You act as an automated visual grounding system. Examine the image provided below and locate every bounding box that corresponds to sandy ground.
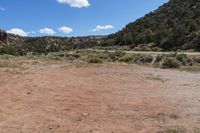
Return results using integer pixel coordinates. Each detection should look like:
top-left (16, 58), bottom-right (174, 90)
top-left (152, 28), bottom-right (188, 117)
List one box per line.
top-left (0, 60), bottom-right (200, 133)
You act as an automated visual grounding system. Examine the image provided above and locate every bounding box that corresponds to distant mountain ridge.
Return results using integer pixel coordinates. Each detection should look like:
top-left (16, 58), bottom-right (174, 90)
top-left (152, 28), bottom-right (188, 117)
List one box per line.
top-left (103, 0), bottom-right (200, 51)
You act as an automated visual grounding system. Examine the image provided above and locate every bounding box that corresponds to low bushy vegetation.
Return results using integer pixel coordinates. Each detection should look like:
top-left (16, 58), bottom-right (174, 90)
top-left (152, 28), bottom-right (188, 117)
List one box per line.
top-left (88, 57), bottom-right (103, 64)
top-left (162, 57), bottom-right (181, 69)
top-left (1, 50), bottom-right (200, 71)
top-left (133, 54), bottom-right (153, 64)
top-left (0, 59), bottom-right (18, 68)
top-left (119, 54), bottom-right (134, 63)
top-left (175, 54), bottom-right (193, 66)
top-left (155, 54), bottom-right (165, 63)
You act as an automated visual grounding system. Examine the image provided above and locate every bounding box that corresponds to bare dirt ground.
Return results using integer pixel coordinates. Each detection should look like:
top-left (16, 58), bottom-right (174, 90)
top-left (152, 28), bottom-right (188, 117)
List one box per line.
top-left (0, 59), bottom-right (200, 133)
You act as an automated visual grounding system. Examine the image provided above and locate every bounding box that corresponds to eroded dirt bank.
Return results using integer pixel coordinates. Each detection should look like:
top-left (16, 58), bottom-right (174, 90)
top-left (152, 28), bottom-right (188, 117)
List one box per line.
top-left (0, 61), bottom-right (200, 133)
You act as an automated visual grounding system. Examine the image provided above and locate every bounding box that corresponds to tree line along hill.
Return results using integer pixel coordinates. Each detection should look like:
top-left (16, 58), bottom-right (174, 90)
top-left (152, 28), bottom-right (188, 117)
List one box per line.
top-left (0, 29), bottom-right (103, 55)
top-left (102, 0), bottom-right (200, 52)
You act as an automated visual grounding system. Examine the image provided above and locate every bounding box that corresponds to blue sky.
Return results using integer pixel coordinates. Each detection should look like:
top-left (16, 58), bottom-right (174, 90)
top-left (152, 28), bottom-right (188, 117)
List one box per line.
top-left (0, 0), bottom-right (168, 37)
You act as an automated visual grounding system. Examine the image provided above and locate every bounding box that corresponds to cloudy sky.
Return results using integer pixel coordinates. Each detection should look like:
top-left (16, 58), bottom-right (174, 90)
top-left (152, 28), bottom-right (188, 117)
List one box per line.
top-left (0, 0), bottom-right (168, 37)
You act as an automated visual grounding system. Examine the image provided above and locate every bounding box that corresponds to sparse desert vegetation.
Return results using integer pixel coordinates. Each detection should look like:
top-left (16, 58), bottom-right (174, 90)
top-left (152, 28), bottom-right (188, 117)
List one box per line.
top-left (1, 50), bottom-right (200, 72)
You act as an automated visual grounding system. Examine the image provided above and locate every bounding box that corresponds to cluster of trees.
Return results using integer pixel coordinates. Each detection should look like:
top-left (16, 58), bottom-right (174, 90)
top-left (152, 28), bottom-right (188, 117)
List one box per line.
top-left (102, 0), bottom-right (200, 51)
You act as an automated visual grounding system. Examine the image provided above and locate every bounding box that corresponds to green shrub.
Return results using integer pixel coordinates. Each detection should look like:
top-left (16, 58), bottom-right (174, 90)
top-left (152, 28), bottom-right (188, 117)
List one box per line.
top-left (119, 54), bottom-right (134, 63)
top-left (88, 57), bottom-right (103, 64)
top-left (106, 51), bottom-right (126, 62)
top-left (133, 54), bottom-right (153, 64)
top-left (115, 51), bottom-right (126, 57)
top-left (107, 52), bottom-right (117, 61)
top-left (101, 39), bottom-right (115, 46)
top-left (175, 54), bottom-right (188, 65)
top-left (152, 47), bottom-right (162, 52)
top-left (134, 44), bottom-right (152, 51)
top-left (162, 57), bottom-right (181, 69)
top-left (0, 46), bottom-right (18, 55)
top-left (96, 52), bottom-right (110, 61)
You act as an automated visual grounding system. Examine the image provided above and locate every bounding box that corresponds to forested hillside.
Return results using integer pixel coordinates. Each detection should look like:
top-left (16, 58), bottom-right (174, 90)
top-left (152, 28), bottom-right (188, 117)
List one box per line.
top-left (102, 0), bottom-right (200, 51)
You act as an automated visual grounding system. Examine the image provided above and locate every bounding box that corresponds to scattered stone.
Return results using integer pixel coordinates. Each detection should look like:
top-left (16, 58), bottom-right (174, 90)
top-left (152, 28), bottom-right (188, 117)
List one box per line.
top-left (82, 113), bottom-right (88, 116)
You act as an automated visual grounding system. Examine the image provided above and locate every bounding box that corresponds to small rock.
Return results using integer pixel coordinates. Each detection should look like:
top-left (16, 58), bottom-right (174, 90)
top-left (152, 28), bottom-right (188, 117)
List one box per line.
top-left (82, 113), bottom-right (88, 116)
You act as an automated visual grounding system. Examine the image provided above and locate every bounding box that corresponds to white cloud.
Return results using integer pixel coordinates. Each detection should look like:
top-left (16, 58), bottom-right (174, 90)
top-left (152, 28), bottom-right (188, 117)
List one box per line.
top-left (7, 28), bottom-right (28, 36)
top-left (27, 31), bottom-right (36, 34)
top-left (58, 26), bottom-right (73, 34)
top-left (57, 0), bottom-right (90, 8)
top-left (92, 25), bottom-right (114, 32)
top-left (39, 28), bottom-right (56, 35)
top-left (0, 7), bottom-right (5, 11)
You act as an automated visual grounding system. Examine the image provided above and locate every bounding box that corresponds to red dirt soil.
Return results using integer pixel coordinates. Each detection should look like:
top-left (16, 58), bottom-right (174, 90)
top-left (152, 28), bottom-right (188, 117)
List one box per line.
top-left (0, 62), bottom-right (200, 133)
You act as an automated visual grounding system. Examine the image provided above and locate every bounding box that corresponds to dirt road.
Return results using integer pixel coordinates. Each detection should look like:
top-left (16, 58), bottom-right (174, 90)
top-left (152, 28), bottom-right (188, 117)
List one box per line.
top-left (0, 61), bottom-right (200, 133)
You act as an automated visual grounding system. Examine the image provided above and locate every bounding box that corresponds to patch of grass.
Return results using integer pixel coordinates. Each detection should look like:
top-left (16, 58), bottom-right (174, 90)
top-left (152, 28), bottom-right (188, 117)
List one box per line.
top-left (65, 52), bottom-right (80, 59)
top-left (46, 54), bottom-right (63, 61)
top-left (48, 52), bottom-right (65, 57)
top-left (194, 128), bottom-right (200, 133)
top-left (158, 127), bottom-right (187, 133)
top-left (146, 75), bottom-right (167, 83)
top-left (0, 60), bottom-right (18, 68)
top-left (182, 84), bottom-right (190, 86)
top-left (180, 65), bottom-right (200, 73)
top-left (168, 113), bottom-right (179, 119)
top-left (0, 54), bottom-right (13, 60)
top-left (152, 112), bottom-right (179, 122)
